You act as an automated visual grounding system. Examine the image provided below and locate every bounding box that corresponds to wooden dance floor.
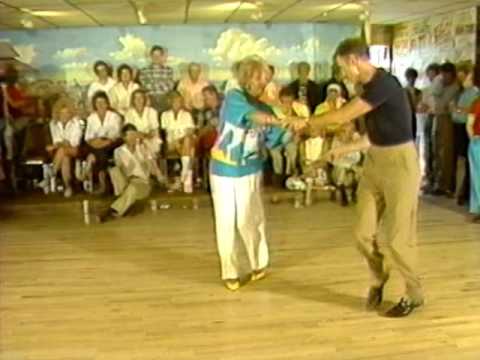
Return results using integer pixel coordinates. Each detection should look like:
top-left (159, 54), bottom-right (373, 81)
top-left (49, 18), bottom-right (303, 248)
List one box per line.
top-left (1, 194), bottom-right (479, 359)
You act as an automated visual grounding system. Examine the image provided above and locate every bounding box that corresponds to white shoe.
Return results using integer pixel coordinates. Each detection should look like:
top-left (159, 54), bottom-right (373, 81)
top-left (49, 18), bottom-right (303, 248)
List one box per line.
top-left (64, 187), bottom-right (73, 198)
top-left (75, 161), bottom-right (82, 181)
top-left (38, 179), bottom-right (50, 194)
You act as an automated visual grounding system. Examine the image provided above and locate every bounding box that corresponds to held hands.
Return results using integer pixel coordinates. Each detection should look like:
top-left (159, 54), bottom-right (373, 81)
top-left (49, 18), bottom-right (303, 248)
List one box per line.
top-left (282, 116), bottom-right (309, 133)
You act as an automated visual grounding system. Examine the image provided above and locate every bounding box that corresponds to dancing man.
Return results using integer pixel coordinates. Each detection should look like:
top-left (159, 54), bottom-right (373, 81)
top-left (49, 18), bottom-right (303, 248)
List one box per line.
top-left (297, 38), bottom-right (423, 317)
top-left (210, 56), bottom-right (293, 291)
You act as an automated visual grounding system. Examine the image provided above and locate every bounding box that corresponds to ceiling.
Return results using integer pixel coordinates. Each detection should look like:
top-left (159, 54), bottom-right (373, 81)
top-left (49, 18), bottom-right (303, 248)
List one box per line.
top-left (0, 0), bottom-right (478, 30)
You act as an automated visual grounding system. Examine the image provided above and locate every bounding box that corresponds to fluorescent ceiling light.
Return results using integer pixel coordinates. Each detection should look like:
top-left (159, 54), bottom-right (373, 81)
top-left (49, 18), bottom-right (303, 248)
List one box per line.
top-left (313, 3), bottom-right (363, 11)
top-left (137, 9), bottom-right (147, 24)
top-left (20, 8), bottom-right (68, 17)
top-left (210, 1), bottom-right (259, 11)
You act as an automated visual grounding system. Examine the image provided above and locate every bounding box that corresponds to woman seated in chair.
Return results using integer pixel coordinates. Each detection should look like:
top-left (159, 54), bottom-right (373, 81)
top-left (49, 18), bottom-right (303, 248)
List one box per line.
top-left (124, 89), bottom-right (164, 184)
top-left (161, 91), bottom-right (196, 193)
top-left (46, 97), bottom-right (83, 198)
top-left (83, 91), bottom-right (122, 195)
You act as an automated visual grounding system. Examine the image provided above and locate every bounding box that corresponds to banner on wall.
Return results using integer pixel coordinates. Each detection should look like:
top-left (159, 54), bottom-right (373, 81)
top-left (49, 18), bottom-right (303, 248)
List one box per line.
top-left (392, 7), bottom-right (477, 81)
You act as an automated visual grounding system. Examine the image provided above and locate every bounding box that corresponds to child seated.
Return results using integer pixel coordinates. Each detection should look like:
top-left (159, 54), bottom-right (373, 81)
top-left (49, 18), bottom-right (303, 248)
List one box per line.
top-left (270, 86), bottom-right (310, 186)
top-left (161, 91), bottom-right (196, 193)
top-left (98, 124), bottom-right (152, 223)
top-left (329, 122), bottom-right (363, 206)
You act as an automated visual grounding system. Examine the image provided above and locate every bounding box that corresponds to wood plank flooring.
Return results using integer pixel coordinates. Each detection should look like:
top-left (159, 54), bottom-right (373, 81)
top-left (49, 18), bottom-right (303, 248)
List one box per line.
top-left (0, 194), bottom-right (479, 359)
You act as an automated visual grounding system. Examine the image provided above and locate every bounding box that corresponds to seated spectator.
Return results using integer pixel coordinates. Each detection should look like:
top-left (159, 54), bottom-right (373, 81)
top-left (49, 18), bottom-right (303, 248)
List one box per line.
top-left (83, 91), bottom-right (122, 195)
top-left (329, 122), bottom-right (363, 206)
top-left (260, 65), bottom-right (281, 106)
top-left (197, 85), bottom-right (222, 158)
top-left (97, 124), bottom-right (152, 223)
top-left (288, 61), bottom-right (322, 114)
top-left (109, 64), bottom-right (139, 116)
top-left (451, 62), bottom-right (479, 206)
top-left (467, 85), bottom-right (480, 223)
top-left (270, 86), bottom-right (310, 187)
top-left (161, 91), bottom-right (196, 193)
top-left (177, 62), bottom-right (209, 122)
top-left (124, 89), bottom-right (164, 183)
top-left (87, 61), bottom-right (116, 103)
top-left (305, 83), bottom-right (347, 167)
top-left (314, 83), bottom-right (347, 115)
top-left (46, 98), bottom-right (83, 198)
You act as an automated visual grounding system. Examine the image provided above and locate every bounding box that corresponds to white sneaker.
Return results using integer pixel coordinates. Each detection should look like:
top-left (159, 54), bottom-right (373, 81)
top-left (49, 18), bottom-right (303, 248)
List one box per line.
top-left (64, 187), bottom-right (73, 198)
top-left (75, 161), bottom-right (83, 181)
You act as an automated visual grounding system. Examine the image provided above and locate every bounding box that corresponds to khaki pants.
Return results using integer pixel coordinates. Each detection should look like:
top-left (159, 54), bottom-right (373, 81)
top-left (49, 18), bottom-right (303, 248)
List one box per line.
top-left (354, 142), bottom-right (423, 303)
top-left (109, 167), bottom-right (152, 216)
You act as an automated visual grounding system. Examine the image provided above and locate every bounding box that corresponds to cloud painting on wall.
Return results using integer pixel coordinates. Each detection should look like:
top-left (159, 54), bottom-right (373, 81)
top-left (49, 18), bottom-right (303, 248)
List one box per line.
top-left (0, 23), bottom-right (359, 87)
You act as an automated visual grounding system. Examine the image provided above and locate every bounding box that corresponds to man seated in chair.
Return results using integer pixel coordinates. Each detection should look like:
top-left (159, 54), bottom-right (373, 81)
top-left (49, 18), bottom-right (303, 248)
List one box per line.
top-left (161, 91), bottom-right (196, 193)
top-left (97, 124), bottom-right (152, 223)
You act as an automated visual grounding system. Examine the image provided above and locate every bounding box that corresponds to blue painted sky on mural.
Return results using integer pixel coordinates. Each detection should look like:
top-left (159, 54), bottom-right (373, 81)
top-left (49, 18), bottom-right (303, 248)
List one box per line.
top-left (0, 23), bottom-right (359, 84)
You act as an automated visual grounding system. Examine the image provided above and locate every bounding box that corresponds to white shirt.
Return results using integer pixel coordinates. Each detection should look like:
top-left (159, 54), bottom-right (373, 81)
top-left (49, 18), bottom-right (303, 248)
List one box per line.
top-left (124, 106), bottom-right (159, 134)
top-left (85, 110), bottom-right (122, 142)
top-left (114, 143), bottom-right (151, 182)
top-left (87, 78), bottom-right (116, 101)
top-left (49, 117), bottom-right (83, 147)
top-left (161, 109), bottom-right (195, 143)
top-left (109, 82), bottom-right (140, 115)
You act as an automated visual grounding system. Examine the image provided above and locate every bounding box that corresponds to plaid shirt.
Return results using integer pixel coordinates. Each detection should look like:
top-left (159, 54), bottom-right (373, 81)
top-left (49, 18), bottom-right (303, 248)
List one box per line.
top-left (138, 64), bottom-right (175, 97)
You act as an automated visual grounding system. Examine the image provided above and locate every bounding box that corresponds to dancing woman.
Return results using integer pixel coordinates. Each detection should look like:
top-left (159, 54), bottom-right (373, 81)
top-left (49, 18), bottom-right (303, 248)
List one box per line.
top-left (210, 57), bottom-right (293, 291)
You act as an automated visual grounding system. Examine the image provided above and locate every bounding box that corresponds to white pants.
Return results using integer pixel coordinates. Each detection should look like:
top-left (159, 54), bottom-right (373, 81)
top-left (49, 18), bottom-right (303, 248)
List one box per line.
top-left (210, 172), bottom-right (269, 280)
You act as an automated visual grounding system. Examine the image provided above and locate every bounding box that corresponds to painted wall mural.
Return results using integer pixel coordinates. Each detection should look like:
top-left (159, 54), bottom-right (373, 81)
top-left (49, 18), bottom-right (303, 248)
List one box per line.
top-left (392, 7), bottom-right (477, 85)
top-left (0, 23), bottom-right (359, 89)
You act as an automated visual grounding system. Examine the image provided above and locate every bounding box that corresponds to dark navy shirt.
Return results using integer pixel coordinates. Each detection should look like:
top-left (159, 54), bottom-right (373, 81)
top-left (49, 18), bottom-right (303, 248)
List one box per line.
top-left (360, 69), bottom-right (414, 146)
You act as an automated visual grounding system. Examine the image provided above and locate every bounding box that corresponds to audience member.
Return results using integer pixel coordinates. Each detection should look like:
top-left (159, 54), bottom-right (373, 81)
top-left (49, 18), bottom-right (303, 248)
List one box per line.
top-left (124, 89), bottom-right (164, 183)
top-left (177, 62), bottom-right (209, 122)
top-left (98, 124), bottom-right (152, 223)
top-left (197, 85), bottom-right (222, 157)
top-left (87, 61), bottom-right (116, 102)
top-left (431, 62), bottom-right (461, 196)
top-left (288, 61), bottom-right (322, 114)
top-left (418, 63), bottom-right (440, 190)
top-left (161, 91), bottom-right (196, 193)
top-left (139, 46), bottom-right (175, 114)
top-left (451, 62), bottom-right (479, 205)
top-left (46, 98), bottom-right (83, 198)
top-left (467, 90), bottom-right (480, 223)
top-left (404, 67), bottom-right (422, 141)
top-left (83, 91), bottom-right (122, 195)
top-left (270, 86), bottom-right (309, 186)
top-left (260, 65), bottom-right (281, 106)
top-left (109, 64), bottom-right (140, 116)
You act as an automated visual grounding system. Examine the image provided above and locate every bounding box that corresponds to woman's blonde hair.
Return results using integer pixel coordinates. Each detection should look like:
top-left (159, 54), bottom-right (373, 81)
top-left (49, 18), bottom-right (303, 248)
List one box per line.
top-left (237, 56), bottom-right (269, 88)
top-left (52, 97), bottom-right (76, 121)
